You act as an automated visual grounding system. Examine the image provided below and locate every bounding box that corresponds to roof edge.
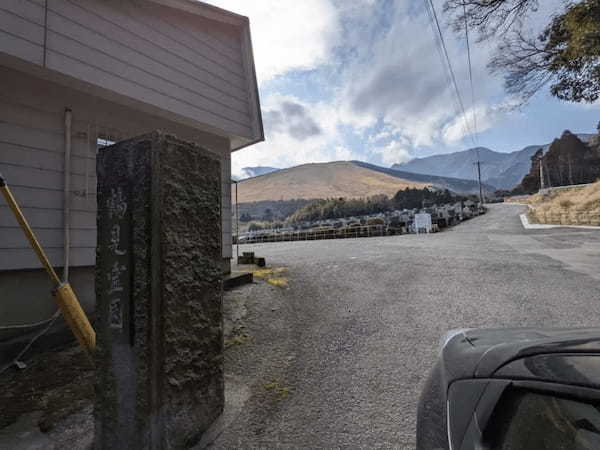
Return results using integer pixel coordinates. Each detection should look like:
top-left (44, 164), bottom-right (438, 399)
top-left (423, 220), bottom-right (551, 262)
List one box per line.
top-left (146, 0), bottom-right (249, 27)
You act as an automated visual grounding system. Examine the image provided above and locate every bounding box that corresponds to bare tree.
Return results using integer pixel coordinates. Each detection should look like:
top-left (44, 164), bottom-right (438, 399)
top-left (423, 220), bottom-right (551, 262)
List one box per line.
top-left (443, 0), bottom-right (539, 40)
top-left (488, 29), bottom-right (554, 102)
top-left (444, 0), bottom-right (600, 103)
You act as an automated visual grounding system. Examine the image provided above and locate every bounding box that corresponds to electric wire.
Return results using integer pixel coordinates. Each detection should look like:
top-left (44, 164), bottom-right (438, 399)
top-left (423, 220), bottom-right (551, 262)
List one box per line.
top-left (0, 310), bottom-right (61, 375)
top-left (0, 310), bottom-right (60, 330)
top-left (462, 0), bottom-right (478, 140)
top-left (425, 0), bottom-right (476, 146)
top-left (423, 0), bottom-right (469, 141)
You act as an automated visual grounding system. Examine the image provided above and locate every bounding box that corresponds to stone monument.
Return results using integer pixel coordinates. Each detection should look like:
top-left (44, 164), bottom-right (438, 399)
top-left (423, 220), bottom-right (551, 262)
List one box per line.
top-left (95, 131), bottom-right (224, 449)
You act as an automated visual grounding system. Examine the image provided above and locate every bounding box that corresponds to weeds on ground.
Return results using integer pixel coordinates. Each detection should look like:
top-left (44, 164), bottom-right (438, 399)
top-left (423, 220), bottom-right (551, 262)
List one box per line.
top-left (528, 180), bottom-right (600, 212)
top-left (263, 379), bottom-right (292, 399)
top-left (242, 267), bottom-right (289, 288)
top-left (224, 333), bottom-right (252, 349)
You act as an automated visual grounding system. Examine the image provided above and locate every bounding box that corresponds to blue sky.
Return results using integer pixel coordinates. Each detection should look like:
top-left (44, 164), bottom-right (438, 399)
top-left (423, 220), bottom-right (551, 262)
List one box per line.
top-left (206, 0), bottom-right (600, 178)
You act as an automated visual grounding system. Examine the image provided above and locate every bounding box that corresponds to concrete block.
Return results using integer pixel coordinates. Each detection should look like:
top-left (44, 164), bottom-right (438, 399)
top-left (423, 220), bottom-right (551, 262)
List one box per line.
top-left (255, 257), bottom-right (266, 268)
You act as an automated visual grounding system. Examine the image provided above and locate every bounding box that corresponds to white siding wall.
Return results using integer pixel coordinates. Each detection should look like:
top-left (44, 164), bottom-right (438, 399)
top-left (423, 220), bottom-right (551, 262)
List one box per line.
top-left (0, 67), bottom-right (232, 271)
top-left (0, 0), bottom-right (45, 66)
top-left (0, 0), bottom-right (255, 142)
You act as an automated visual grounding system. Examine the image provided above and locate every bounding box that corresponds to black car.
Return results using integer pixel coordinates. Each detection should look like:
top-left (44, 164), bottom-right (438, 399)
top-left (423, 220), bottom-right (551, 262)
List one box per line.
top-left (416, 328), bottom-right (600, 450)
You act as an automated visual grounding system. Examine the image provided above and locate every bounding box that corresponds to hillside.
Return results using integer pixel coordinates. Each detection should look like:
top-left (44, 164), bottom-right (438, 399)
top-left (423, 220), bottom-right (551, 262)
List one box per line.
top-left (391, 133), bottom-right (595, 190)
top-left (235, 166), bottom-right (279, 180)
top-left (526, 181), bottom-right (600, 212)
top-left (353, 161), bottom-right (495, 195)
top-left (524, 181), bottom-right (600, 226)
top-left (516, 131), bottom-right (600, 193)
top-left (392, 146), bottom-right (540, 190)
top-left (234, 161), bottom-right (430, 203)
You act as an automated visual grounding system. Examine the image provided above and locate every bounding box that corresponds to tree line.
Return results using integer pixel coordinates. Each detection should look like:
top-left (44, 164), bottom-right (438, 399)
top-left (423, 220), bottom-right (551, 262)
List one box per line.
top-left (286, 188), bottom-right (465, 224)
top-left (514, 130), bottom-right (600, 194)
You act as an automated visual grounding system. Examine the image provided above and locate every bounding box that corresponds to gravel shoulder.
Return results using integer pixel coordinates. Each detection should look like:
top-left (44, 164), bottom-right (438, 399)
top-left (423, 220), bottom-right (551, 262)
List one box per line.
top-left (2, 204), bottom-right (598, 449)
top-left (208, 203), bottom-right (600, 449)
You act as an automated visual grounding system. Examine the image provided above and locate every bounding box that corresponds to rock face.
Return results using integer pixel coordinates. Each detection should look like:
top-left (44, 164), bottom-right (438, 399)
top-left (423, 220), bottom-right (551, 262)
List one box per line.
top-left (95, 131), bottom-right (223, 449)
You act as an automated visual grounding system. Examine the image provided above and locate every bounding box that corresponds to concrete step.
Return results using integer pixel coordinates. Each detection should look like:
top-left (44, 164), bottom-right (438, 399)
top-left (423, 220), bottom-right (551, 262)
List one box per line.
top-left (223, 272), bottom-right (253, 291)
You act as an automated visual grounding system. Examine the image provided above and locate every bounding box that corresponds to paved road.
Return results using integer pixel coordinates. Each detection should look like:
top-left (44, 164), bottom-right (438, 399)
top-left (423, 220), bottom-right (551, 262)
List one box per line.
top-left (210, 204), bottom-right (600, 449)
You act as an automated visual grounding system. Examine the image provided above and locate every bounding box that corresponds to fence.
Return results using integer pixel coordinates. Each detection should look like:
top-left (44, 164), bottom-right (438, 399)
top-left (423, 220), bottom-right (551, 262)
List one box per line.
top-left (233, 222), bottom-right (455, 245)
top-left (529, 208), bottom-right (600, 226)
top-left (235, 225), bottom-right (404, 245)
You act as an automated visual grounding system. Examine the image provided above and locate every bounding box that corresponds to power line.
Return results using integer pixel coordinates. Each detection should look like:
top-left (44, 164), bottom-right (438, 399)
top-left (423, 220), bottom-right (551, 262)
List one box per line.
top-left (462, 0), bottom-right (478, 140)
top-left (424, 0), bottom-right (476, 146)
top-left (423, 0), bottom-right (469, 141)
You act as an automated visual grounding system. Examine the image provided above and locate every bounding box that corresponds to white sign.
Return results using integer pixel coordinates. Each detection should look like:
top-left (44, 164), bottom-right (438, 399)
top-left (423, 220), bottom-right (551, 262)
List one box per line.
top-left (414, 213), bottom-right (432, 234)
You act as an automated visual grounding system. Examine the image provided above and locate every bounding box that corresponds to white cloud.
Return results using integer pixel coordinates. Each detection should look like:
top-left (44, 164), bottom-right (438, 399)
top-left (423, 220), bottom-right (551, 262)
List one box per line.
top-left (231, 94), bottom-right (361, 178)
top-left (221, 0), bottom-right (590, 174)
top-left (442, 98), bottom-right (523, 144)
top-left (371, 139), bottom-right (411, 166)
top-left (338, 3), bottom-right (492, 148)
top-left (205, 0), bottom-right (342, 83)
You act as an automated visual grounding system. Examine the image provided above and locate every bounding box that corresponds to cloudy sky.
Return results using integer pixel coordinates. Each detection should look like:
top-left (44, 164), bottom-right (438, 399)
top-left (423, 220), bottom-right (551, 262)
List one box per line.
top-left (206, 0), bottom-right (599, 178)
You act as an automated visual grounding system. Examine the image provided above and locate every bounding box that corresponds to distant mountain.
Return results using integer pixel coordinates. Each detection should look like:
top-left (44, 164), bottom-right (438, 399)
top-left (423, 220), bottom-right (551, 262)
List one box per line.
top-left (234, 161), bottom-right (491, 204)
top-left (235, 166), bottom-right (279, 180)
top-left (391, 133), bottom-right (596, 190)
top-left (234, 161), bottom-right (430, 203)
top-left (353, 161), bottom-right (495, 195)
top-left (484, 145), bottom-right (542, 190)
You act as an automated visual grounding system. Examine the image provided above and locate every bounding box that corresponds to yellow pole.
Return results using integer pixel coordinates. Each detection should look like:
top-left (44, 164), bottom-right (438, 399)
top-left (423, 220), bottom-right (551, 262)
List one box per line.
top-left (0, 174), bottom-right (95, 354)
top-left (0, 178), bottom-right (61, 286)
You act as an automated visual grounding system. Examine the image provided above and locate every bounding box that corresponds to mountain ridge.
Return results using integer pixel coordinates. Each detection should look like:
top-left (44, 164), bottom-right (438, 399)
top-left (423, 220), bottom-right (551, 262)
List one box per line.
top-left (234, 166), bottom-right (279, 180)
top-left (234, 160), bottom-right (491, 204)
top-left (391, 133), bottom-right (595, 189)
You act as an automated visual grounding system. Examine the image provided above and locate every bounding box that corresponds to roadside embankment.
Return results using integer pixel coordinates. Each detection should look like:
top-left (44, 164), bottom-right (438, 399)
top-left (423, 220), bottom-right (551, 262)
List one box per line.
top-left (524, 181), bottom-right (600, 226)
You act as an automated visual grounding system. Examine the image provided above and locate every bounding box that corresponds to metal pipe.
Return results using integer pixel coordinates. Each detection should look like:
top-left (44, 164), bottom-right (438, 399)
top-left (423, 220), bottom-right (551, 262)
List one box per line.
top-left (63, 108), bottom-right (72, 282)
top-left (235, 179), bottom-right (239, 260)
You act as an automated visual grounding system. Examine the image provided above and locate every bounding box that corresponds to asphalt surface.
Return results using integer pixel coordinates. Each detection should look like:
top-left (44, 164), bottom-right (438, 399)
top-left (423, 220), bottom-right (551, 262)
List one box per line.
top-left (209, 204), bottom-right (600, 449)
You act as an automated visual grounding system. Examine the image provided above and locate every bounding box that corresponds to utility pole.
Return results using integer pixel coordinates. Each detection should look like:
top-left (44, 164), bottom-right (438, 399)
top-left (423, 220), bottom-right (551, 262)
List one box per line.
top-left (539, 154), bottom-right (545, 191)
top-left (473, 159), bottom-right (485, 205)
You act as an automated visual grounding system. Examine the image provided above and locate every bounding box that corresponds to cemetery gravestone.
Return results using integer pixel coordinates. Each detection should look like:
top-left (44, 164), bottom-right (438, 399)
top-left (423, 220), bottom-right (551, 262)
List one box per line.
top-left (95, 131), bottom-right (224, 449)
top-left (414, 213), bottom-right (432, 234)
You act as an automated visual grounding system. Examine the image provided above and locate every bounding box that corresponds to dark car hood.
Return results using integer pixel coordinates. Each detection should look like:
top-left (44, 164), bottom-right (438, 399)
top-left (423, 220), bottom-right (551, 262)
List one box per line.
top-left (441, 327), bottom-right (600, 382)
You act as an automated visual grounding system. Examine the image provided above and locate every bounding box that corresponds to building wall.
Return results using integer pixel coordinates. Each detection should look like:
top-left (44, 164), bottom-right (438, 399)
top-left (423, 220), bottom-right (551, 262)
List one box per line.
top-left (0, 65), bottom-right (234, 341)
top-left (0, 266), bottom-right (95, 342)
top-left (0, 0), bottom-right (256, 142)
top-left (0, 0), bottom-right (257, 344)
top-left (0, 65), bottom-right (232, 272)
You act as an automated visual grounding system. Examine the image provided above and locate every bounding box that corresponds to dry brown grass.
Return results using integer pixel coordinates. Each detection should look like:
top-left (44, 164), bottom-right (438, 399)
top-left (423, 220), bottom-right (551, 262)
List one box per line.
top-left (527, 181), bottom-right (600, 225)
top-left (234, 161), bottom-right (430, 203)
top-left (529, 181), bottom-right (600, 213)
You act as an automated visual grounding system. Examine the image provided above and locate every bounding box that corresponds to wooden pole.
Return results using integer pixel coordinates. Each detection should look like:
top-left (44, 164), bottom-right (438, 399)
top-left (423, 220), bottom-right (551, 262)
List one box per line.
top-left (0, 173), bottom-right (95, 354)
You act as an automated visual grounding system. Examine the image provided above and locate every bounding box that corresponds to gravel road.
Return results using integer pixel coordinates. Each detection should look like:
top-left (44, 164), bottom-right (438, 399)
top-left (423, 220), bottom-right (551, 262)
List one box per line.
top-left (207, 203), bottom-right (600, 449)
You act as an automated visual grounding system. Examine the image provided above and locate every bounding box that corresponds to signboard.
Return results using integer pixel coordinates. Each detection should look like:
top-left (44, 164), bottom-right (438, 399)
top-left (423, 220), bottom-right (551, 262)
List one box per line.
top-left (414, 213), bottom-right (432, 234)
